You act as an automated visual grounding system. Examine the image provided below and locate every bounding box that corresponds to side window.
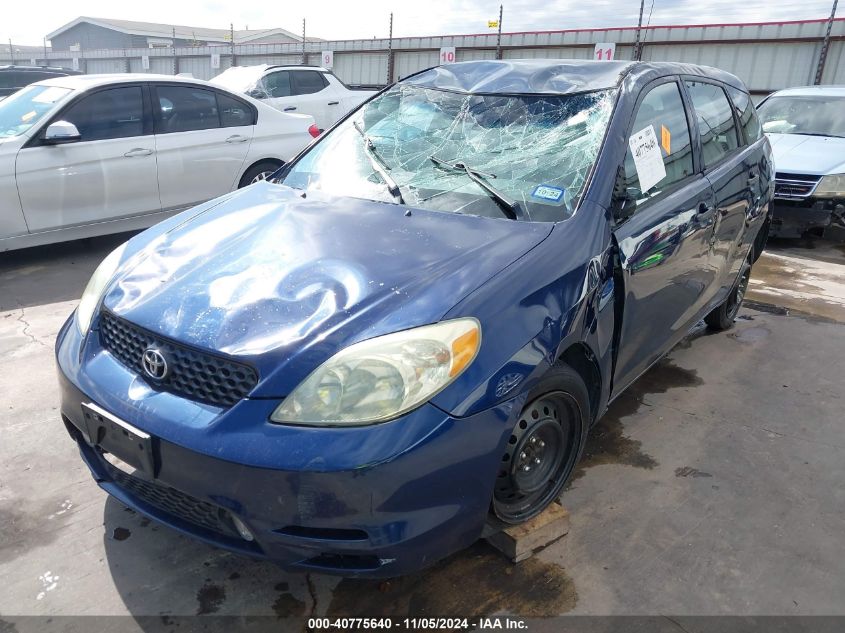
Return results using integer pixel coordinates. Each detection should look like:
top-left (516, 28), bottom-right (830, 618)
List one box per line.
top-left (726, 86), bottom-right (763, 144)
top-left (621, 81), bottom-right (694, 206)
top-left (156, 86), bottom-right (219, 133)
top-left (217, 92), bottom-right (254, 127)
top-left (685, 81), bottom-right (739, 166)
top-left (262, 71), bottom-right (291, 98)
top-left (61, 86), bottom-right (145, 141)
top-left (291, 71), bottom-right (328, 96)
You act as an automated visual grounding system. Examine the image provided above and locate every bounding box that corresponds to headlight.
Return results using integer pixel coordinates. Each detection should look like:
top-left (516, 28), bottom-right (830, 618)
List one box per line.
top-left (814, 173), bottom-right (845, 198)
top-left (271, 318), bottom-right (481, 426)
top-left (76, 243), bottom-right (127, 335)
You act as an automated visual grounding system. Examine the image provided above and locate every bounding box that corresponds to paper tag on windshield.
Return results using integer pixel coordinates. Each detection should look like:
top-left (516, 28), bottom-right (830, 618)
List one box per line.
top-left (628, 125), bottom-right (666, 194)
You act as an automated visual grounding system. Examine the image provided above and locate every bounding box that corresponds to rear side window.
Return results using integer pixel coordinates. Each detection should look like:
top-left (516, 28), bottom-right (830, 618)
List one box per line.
top-left (291, 71), bottom-right (328, 95)
top-left (622, 81), bottom-right (694, 204)
top-left (217, 92), bottom-right (254, 127)
top-left (262, 71), bottom-right (291, 98)
top-left (685, 81), bottom-right (739, 166)
top-left (61, 86), bottom-right (145, 141)
top-left (726, 86), bottom-right (763, 144)
top-left (156, 86), bottom-right (219, 133)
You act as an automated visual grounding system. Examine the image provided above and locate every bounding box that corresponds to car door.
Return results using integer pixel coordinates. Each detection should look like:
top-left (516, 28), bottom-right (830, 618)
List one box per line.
top-left (683, 79), bottom-right (749, 300)
top-left (15, 84), bottom-right (159, 233)
top-left (610, 77), bottom-right (718, 396)
top-left (153, 84), bottom-right (254, 211)
top-left (289, 70), bottom-right (334, 129)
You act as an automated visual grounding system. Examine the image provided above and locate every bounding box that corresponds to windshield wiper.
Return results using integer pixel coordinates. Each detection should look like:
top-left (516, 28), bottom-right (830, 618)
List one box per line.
top-left (352, 121), bottom-right (405, 204)
top-left (428, 155), bottom-right (524, 220)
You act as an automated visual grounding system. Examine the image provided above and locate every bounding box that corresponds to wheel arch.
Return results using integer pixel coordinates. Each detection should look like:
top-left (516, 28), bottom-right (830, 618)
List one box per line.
top-left (237, 157), bottom-right (285, 188)
top-left (556, 342), bottom-right (602, 424)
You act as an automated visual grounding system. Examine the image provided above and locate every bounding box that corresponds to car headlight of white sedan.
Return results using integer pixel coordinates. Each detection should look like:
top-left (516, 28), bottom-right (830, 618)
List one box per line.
top-left (814, 173), bottom-right (845, 198)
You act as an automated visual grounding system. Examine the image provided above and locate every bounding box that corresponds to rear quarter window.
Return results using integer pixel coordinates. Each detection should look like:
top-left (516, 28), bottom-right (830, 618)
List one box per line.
top-left (726, 86), bottom-right (763, 144)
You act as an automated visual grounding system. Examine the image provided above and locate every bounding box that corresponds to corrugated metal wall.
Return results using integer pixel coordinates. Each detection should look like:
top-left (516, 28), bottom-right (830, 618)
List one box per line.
top-left (4, 18), bottom-right (844, 94)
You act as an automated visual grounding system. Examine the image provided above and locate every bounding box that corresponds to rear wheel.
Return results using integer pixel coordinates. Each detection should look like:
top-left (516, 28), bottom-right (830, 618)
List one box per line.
top-left (493, 364), bottom-right (589, 524)
top-left (704, 256), bottom-right (752, 331)
top-left (238, 160), bottom-right (283, 188)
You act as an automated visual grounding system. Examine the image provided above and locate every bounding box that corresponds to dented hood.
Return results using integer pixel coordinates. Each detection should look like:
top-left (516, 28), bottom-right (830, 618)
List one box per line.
top-left (102, 183), bottom-right (552, 397)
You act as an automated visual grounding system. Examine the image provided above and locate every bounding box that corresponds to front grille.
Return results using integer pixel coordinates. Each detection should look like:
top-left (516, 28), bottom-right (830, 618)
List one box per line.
top-left (774, 172), bottom-right (822, 199)
top-left (103, 460), bottom-right (240, 540)
top-left (99, 310), bottom-right (258, 407)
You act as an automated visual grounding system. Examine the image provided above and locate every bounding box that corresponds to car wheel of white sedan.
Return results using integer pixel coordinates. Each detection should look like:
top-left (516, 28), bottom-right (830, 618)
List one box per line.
top-left (239, 160), bottom-right (283, 188)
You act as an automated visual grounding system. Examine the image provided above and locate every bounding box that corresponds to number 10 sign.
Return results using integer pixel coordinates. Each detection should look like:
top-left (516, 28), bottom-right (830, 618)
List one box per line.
top-left (594, 43), bottom-right (616, 61)
top-left (440, 47), bottom-right (456, 64)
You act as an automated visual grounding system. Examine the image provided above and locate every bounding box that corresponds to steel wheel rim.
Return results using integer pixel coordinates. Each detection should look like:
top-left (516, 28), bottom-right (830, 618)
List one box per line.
top-left (250, 170), bottom-right (274, 184)
top-left (493, 392), bottom-right (580, 523)
top-left (727, 264), bottom-right (751, 320)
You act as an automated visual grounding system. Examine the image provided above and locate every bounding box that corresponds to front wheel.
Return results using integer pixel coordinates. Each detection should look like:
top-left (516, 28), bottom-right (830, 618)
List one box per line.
top-left (704, 257), bottom-right (752, 331)
top-left (492, 364), bottom-right (589, 524)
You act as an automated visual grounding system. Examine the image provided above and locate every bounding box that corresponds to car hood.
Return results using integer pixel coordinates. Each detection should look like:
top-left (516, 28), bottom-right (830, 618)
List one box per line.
top-left (767, 133), bottom-right (845, 175)
top-left (102, 183), bottom-right (552, 397)
top-left (210, 65), bottom-right (268, 93)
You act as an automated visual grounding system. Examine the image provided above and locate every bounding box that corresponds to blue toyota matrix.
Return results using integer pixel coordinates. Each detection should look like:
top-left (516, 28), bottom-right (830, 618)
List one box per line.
top-left (56, 60), bottom-right (773, 576)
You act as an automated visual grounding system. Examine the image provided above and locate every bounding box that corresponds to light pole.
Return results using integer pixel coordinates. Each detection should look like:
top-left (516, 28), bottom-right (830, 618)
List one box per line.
top-left (495, 5), bottom-right (504, 60)
top-left (815, 0), bottom-right (839, 84)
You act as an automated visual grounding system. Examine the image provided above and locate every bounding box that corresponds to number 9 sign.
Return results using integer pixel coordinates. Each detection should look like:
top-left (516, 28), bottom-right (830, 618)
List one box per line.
top-left (594, 43), bottom-right (616, 61)
top-left (440, 47), bottom-right (456, 64)
top-left (322, 50), bottom-right (334, 69)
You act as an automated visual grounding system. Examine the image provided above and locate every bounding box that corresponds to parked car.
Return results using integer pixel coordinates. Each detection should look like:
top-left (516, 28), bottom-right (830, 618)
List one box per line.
top-left (0, 74), bottom-right (317, 251)
top-left (211, 64), bottom-right (372, 130)
top-left (0, 64), bottom-right (82, 100)
top-left (56, 60), bottom-right (771, 577)
top-left (757, 85), bottom-right (845, 238)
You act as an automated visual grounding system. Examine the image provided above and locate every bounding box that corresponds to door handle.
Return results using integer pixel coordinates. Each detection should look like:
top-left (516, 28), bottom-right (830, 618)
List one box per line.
top-left (328, 101), bottom-right (340, 105)
top-left (226, 135), bottom-right (248, 144)
top-left (283, 106), bottom-right (297, 112)
top-left (123, 148), bottom-right (153, 157)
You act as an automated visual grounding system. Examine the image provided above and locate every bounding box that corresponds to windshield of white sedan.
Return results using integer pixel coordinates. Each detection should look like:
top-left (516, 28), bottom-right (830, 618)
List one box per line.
top-left (281, 85), bottom-right (615, 221)
top-left (757, 95), bottom-right (845, 138)
top-left (0, 85), bottom-right (72, 138)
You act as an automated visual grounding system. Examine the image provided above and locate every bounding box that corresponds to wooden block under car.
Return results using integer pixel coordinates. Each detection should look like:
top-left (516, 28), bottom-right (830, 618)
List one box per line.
top-left (483, 502), bottom-right (570, 562)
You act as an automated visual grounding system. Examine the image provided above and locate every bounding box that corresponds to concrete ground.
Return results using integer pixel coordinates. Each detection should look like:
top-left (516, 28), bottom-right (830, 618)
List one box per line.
top-left (1, 234), bottom-right (844, 622)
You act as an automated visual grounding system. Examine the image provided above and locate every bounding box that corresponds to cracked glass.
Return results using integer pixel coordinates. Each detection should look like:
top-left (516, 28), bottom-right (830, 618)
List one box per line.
top-left (281, 85), bottom-right (615, 222)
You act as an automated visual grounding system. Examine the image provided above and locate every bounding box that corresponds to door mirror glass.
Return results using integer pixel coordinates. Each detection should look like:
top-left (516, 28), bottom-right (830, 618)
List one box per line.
top-left (43, 120), bottom-right (81, 144)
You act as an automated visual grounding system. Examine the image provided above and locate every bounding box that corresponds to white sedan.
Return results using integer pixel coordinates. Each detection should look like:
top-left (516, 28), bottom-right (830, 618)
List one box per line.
top-left (211, 65), bottom-right (373, 131)
top-left (0, 74), bottom-right (317, 251)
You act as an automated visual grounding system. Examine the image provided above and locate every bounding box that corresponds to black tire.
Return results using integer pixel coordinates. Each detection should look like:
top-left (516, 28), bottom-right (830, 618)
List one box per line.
top-left (704, 256), bottom-right (752, 331)
top-left (492, 364), bottom-right (589, 524)
top-left (238, 160), bottom-right (283, 188)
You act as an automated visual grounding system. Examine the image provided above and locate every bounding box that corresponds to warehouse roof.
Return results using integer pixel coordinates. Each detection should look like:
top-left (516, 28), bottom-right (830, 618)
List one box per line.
top-left (46, 17), bottom-right (323, 45)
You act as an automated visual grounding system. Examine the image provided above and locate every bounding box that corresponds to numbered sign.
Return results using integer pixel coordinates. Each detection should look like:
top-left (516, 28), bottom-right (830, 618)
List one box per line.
top-left (594, 43), bottom-right (616, 61)
top-left (440, 47), bottom-right (456, 65)
top-left (141, 55), bottom-right (150, 70)
top-left (72, 57), bottom-right (80, 71)
top-left (210, 53), bottom-right (221, 69)
top-left (322, 50), bottom-right (334, 69)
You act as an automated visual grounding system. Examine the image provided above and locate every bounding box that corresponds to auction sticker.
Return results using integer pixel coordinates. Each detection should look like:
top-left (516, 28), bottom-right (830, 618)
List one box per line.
top-left (628, 124), bottom-right (666, 193)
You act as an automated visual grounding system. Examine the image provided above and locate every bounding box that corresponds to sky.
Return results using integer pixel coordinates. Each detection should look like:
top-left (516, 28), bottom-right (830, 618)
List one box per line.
top-left (1, 0), bottom-right (839, 45)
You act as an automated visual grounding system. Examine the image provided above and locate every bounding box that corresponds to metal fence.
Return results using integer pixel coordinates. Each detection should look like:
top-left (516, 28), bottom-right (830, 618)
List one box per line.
top-left (3, 17), bottom-right (844, 95)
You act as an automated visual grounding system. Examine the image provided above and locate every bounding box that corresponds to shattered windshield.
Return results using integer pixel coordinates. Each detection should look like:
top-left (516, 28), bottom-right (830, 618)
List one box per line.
top-left (281, 85), bottom-right (615, 221)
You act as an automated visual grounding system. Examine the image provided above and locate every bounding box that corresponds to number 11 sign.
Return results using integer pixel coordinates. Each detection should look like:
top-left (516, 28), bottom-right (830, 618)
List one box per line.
top-left (594, 43), bottom-right (616, 61)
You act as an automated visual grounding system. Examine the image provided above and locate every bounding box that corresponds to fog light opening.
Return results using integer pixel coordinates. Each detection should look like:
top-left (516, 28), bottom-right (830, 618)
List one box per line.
top-left (231, 515), bottom-right (254, 542)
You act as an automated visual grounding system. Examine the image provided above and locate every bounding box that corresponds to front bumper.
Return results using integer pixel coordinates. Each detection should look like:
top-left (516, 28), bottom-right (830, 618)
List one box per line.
top-left (56, 316), bottom-right (517, 577)
top-left (770, 198), bottom-right (844, 238)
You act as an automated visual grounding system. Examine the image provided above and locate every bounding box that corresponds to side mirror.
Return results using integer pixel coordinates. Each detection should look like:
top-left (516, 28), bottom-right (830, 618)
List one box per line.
top-left (246, 89), bottom-right (266, 100)
top-left (43, 121), bottom-right (81, 144)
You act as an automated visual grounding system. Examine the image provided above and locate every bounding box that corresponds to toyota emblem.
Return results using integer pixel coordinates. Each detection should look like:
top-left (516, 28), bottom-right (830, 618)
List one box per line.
top-left (141, 347), bottom-right (168, 380)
